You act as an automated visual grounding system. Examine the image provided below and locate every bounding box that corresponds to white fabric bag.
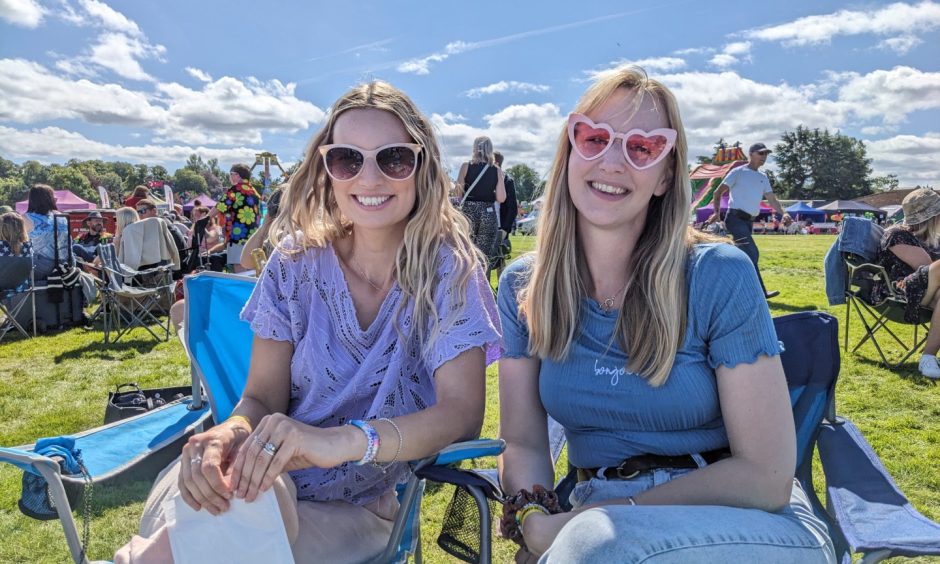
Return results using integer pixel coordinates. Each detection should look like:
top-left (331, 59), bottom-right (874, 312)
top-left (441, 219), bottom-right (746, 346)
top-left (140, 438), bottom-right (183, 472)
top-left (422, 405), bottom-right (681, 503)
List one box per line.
top-left (164, 489), bottom-right (295, 564)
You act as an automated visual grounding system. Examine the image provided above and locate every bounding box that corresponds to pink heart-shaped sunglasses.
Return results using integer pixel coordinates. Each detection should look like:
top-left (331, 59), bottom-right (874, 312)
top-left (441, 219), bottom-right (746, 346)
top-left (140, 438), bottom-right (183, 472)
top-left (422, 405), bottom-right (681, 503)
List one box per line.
top-left (567, 113), bottom-right (677, 170)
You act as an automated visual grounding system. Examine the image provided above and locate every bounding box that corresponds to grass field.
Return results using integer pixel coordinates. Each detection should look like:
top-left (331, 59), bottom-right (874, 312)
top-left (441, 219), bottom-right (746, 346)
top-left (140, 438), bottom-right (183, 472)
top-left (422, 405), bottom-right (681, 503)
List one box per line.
top-left (1, 234), bottom-right (938, 563)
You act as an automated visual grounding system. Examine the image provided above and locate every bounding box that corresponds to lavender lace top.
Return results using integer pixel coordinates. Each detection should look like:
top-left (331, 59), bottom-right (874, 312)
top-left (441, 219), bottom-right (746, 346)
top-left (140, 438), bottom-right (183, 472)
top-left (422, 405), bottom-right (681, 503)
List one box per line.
top-left (240, 239), bottom-right (501, 505)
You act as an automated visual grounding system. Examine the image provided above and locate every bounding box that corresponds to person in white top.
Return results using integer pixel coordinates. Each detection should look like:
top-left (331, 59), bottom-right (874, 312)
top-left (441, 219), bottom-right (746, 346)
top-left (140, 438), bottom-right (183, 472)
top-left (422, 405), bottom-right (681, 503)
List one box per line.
top-left (708, 143), bottom-right (790, 299)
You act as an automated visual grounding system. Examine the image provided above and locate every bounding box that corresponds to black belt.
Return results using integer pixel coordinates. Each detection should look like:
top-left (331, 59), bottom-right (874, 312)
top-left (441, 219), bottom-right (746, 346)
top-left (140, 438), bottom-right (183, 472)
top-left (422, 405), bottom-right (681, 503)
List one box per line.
top-left (726, 208), bottom-right (755, 221)
top-left (576, 448), bottom-right (731, 482)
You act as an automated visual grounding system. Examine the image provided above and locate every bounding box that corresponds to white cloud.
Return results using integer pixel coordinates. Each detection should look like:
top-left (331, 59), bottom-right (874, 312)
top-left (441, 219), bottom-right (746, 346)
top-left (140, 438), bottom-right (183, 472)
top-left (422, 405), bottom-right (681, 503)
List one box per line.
top-left (0, 125), bottom-right (260, 165)
top-left (185, 67), bottom-right (212, 82)
top-left (877, 34), bottom-right (923, 54)
top-left (584, 57), bottom-right (686, 81)
top-left (154, 76), bottom-right (325, 145)
top-left (708, 41), bottom-right (752, 68)
top-left (0, 58), bottom-right (164, 124)
top-left (432, 103), bottom-right (564, 175)
top-left (397, 41), bottom-right (469, 75)
top-left (465, 81), bottom-right (550, 98)
top-left (744, 1), bottom-right (940, 50)
top-left (866, 133), bottom-right (940, 185)
top-left (87, 32), bottom-right (166, 81)
top-left (673, 47), bottom-right (714, 56)
top-left (0, 0), bottom-right (44, 27)
top-left (829, 66), bottom-right (940, 124)
top-left (0, 59), bottom-right (326, 146)
top-left (77, 0), bottom-right (141, 36)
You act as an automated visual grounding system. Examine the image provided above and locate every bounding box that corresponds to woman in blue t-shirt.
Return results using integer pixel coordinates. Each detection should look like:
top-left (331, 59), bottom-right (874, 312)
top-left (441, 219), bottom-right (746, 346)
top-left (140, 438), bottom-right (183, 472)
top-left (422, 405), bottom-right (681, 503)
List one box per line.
top-left (496, 67), bottom-right (835, 563)
top-left (22, 184), bottom-right (71, 279)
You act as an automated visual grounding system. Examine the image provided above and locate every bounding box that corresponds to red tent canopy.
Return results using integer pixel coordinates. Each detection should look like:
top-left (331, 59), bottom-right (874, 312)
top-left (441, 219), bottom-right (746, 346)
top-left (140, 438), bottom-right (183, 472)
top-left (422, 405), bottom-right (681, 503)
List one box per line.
top-left (15, 189), bottom-right (97, 213)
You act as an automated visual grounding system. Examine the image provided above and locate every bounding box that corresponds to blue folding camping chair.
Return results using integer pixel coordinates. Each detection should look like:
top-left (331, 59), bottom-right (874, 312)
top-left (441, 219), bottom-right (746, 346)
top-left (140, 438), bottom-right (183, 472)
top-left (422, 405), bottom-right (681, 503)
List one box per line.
top-left (182, 271), bottom-right (505, 564)
top-left (0, 391), bottom-right (210, 563)
top-left (463, 311), bottom-right (940, 564)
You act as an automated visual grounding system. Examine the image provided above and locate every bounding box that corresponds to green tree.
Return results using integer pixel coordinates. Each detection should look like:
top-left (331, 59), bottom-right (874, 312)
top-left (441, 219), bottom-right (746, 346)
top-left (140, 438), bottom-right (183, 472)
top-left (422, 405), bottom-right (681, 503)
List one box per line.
top-left (505, 163), bottom-right (542, 203)
top-left (871, 173), bottom-right (900, 192)
top-left (21, 160), bottom-right (50, 188)
top-left (0, 156), bottom-right (18, 179)
top-left (773, 126), bottom-right (873, 200)
top-left (150, 165), bottom-right (170, 182)
top-left (0, 177), bottom-right (27, 208)
top-left (47, 165), bottom-right (95, 201)
top-left (172, 168), bottom-right (208, 195)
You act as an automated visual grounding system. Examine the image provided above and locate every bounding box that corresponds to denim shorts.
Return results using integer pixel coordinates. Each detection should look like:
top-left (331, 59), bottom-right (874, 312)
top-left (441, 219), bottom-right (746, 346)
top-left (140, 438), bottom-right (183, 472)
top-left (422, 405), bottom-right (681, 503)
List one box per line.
top-left (539, 468), bottom-right (836, 563)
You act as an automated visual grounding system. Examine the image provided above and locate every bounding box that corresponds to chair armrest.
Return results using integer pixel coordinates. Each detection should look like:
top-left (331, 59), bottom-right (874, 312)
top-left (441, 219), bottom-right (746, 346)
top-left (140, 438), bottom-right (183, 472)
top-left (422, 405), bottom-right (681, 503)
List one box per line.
top-left (431, 438), bottom-right (506, 466)
top-left (0, 446), bottom-right (59, 476)
top-left (817, 418), bottom-right (940, 559)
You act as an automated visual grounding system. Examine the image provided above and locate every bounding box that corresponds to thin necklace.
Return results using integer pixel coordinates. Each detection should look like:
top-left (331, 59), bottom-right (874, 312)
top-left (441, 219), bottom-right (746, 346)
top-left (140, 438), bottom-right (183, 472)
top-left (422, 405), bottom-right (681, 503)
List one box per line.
top-left (600, 281), bottom-right (630, 312)
top-left (348, 234), bottom-right (392, 292)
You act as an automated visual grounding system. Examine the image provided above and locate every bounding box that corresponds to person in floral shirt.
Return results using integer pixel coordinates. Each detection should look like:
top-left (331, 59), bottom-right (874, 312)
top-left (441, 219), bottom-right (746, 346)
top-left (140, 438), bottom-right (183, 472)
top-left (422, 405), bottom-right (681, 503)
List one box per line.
top-left (210, 163), bottom-right (260, 272)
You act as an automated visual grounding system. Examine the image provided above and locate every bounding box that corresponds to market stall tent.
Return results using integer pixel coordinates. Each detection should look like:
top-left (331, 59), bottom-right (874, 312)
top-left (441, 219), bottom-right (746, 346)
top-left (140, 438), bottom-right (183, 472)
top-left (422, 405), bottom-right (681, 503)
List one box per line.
top-left (15, 190), bottom-right (97, 213)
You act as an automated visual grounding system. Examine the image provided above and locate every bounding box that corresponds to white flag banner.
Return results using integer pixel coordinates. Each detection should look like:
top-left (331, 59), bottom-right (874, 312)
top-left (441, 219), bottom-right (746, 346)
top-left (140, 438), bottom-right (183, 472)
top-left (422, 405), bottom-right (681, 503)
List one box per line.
top-left (97, 186), bottom-right (111, 208)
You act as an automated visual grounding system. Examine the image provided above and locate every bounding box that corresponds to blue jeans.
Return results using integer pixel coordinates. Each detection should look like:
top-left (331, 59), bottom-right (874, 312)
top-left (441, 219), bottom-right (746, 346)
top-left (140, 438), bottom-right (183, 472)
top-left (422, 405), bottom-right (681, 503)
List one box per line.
top-left (725, 211), bottom-right (768, 295)
top-left (539, 468), bottom-right (835, 563)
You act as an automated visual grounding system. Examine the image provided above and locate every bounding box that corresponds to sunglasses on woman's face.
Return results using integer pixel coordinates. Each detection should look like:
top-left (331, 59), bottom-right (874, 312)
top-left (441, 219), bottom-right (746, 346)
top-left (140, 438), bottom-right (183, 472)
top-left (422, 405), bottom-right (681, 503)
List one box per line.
top-left (568, 113), bottom-right (677, 170)
top-left (318, 143), bottom-right (422, 182)
top-left (136, 206), bottom-right (153, 213)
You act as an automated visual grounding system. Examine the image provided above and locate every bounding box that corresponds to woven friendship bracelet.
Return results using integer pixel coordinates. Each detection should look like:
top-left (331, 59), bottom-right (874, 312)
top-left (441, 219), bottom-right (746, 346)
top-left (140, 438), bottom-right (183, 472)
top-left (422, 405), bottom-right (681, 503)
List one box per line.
top-left (349, 419), bottom-right (380, 465)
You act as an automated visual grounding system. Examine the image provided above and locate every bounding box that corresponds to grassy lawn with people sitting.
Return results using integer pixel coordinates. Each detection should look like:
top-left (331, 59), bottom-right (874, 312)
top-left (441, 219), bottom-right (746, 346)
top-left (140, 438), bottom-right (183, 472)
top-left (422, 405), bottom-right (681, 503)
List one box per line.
top-left (0, 234), bottom-right (938, 563)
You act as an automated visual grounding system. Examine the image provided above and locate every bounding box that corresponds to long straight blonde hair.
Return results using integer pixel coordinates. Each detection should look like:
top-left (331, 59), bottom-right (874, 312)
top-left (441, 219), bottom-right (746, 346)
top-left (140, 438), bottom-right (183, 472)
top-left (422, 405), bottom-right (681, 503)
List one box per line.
top-left (271, 81), bottom-right (483, 354)
top-left (521, 67), bottom-right (713, 387)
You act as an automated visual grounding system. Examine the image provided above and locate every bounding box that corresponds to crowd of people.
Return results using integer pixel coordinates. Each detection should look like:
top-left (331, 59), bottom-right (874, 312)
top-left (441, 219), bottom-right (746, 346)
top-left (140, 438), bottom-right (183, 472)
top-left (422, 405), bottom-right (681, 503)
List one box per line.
top-left (7, 66), bottom-right (938, 562)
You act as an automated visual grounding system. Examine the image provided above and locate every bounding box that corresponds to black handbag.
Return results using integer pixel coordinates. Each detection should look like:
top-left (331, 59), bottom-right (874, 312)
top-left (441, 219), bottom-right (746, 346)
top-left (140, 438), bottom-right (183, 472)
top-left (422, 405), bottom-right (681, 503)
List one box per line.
top-left (104, 383), bottom-right (190, 424)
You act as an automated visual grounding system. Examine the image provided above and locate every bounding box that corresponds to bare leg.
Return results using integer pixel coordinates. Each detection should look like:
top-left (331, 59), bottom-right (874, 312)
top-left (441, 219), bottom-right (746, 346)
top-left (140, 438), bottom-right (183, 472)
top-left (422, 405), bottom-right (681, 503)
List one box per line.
top-left (918, 261), bottom-right (940, 356)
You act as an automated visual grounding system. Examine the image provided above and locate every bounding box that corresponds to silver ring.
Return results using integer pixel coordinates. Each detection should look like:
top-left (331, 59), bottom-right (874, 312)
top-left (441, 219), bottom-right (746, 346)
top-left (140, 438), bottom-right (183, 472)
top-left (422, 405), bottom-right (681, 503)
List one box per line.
top-left (252, 435), bottom-right (266, 448)
top-left (262, 442), bottom-right (277, 456)
top-left (190, 455), bottom-right (202, 466)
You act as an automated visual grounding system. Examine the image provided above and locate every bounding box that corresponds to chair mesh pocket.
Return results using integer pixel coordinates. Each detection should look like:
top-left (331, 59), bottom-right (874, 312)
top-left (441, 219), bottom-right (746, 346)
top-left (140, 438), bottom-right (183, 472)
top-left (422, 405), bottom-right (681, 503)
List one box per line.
top-left (437, 484), bottom-right (500, 564)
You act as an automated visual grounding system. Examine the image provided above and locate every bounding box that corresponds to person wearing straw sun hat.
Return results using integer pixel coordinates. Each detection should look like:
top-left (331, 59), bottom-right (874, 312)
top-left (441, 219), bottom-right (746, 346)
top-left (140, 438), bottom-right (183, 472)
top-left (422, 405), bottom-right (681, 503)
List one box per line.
top-left (875, 188), bottom-right (940, 378)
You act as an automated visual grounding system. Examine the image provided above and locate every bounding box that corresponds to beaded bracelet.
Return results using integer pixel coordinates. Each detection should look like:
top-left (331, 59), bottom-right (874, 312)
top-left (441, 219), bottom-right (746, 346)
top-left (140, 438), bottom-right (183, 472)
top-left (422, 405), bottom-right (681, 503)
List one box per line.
top-left (349, 420), bottom-right (380, 465)
top-left (516, 503), bottom-right (550, 535)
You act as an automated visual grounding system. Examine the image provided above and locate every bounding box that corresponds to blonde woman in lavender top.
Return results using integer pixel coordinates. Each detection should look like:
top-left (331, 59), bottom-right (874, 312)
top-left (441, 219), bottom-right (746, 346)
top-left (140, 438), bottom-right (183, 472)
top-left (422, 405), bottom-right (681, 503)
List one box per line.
top-left (115, 81), bottom-right (501, 563)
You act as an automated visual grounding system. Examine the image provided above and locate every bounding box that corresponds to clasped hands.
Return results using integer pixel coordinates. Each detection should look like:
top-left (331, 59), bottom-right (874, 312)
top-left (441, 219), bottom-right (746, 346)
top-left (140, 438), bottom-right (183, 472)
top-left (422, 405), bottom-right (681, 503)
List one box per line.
top-left (178, 413), bottom-right (360, 515)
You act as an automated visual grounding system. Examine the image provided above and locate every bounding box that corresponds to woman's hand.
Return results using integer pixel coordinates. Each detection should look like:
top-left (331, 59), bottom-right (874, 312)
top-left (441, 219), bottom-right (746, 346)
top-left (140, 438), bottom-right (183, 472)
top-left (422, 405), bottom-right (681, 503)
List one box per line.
top-left (230, 413), bottom-right (364, 502)
top-left (178, 422), bottom-right (250, 515)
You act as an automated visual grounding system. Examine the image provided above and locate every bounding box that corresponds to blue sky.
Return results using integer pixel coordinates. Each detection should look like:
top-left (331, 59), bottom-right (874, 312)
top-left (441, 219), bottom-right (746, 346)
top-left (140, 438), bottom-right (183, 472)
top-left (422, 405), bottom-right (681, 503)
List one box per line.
top-left (0, 0), bottom-right (938, 186)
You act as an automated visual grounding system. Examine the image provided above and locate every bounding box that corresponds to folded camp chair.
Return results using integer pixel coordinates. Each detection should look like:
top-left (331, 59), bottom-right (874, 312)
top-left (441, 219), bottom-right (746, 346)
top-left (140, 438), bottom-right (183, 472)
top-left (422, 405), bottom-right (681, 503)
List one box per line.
top-left (182, 271), bottom-right (505, 564)
top-left (844, 255), bottom-right (933, 368)
top-left (96, 243), bottom-right (173, 343)
top-left (0, 394), bottom-right (211, 563)
top-left (0, 255), bottom-right (36, 341)
top-left (464, 312), bottom-right (940, 563)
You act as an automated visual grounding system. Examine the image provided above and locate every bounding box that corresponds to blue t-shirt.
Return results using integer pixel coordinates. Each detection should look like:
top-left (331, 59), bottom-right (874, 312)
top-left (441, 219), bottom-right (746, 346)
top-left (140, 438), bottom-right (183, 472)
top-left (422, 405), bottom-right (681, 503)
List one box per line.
top-left (497, 243), bottom-right (782, 468)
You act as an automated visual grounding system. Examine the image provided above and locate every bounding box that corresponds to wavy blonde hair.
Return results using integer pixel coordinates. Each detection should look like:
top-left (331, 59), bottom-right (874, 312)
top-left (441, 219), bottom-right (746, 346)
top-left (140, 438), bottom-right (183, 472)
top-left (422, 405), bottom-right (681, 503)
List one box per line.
top-left (272, 80), bottom-right (483, 353)
top-left (521, 67), bottom-right (716, 387)
top-left (470, 136), bottom-right (495, 165)
top-left (115, 207), bottom-right (139, 234)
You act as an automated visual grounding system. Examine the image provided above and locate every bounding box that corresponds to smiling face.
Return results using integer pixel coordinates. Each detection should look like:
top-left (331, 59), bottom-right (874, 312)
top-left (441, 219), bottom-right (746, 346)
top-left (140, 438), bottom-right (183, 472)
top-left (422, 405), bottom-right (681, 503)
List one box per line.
top-left (567, 88), bottom-right (672, 233)
top-left (329, 108), bottom-right (417, 233)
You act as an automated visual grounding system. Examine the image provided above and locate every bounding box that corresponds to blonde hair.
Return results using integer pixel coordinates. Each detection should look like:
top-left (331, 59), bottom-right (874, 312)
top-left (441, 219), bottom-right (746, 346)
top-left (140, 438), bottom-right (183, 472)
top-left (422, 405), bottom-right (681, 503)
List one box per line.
top-left (115, 207), bottom-right (139, 234)
top-left (470, 136), bottom-right (495, 165)
top-left (521, 66), bottom-right (717, 387)
top-left (0, 212), bottom-right (28, 255)
top-left (272, 80), bottom-right (483, 354)
top-left (908, 216), bottom-right (940, 247)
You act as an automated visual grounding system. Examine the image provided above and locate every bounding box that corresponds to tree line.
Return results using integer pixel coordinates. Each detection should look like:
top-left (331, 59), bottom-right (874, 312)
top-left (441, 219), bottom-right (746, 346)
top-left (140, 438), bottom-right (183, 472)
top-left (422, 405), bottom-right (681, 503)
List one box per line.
top-left (0, 154), bottom-right (238, 208)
